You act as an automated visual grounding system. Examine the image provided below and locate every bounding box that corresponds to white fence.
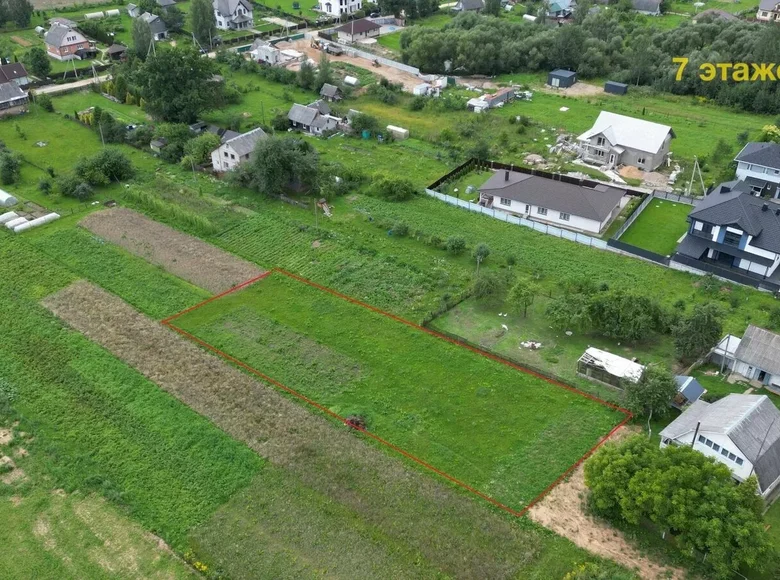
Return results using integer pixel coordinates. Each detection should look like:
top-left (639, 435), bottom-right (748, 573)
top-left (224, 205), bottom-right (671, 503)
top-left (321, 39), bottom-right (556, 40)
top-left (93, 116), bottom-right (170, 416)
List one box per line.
top-left (424, 189), bottom-right (609, 249)
top-left (339, 43), bottom-right (421, 76)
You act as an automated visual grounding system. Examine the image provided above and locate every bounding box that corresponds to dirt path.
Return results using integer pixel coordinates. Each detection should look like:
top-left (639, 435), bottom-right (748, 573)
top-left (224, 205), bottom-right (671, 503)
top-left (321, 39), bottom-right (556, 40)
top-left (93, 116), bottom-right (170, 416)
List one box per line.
top-left (80, 208), bottom-right (264, 294)
top-left (528, 427), bottom-right (684, 580)
top-left (34, 75), bottom-right (110, 95)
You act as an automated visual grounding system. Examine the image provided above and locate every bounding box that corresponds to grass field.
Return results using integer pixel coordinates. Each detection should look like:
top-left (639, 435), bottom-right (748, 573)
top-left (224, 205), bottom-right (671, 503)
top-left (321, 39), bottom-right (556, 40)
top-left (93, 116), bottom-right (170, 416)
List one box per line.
top-left (173, 271), bottom-right (625, 509)
top-left (377, 31), bottom-right (402, 52)
top-left (619, 199), bottom-right (692, 256)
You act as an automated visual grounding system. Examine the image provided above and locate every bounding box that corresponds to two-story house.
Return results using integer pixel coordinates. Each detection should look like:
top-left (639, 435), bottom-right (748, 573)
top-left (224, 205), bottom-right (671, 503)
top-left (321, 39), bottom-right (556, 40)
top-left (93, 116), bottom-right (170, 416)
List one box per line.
top-left (0, 63), bottom-right (30, 87)
top-left (44, 23), bottom-right (92, 61)
top-left (735, 142), bottom-right (780, 198)
top-left (477, 169), bottom-right (627, 234)
top-left (660, 394), bottom-right (780, 502)
top-left (577, 111), bottom-right (675, 171)
top-left (674, 180), bottom-right (780, 282)
top-left (757, 0), bottom-right (780, 21)
top-left (140, 12), bottom-right (169, 41)
top-left (319, 0), bottom-right (362, 17)
top-left (213, 0), bottom-right (253, 31)
top-left (210, 126), bottom-right (267, 172)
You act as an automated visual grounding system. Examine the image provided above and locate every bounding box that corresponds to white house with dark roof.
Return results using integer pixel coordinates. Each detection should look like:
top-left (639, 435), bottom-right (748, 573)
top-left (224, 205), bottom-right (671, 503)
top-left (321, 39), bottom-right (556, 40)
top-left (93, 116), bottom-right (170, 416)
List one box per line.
top-left (0, 82), bottom-right (28, 117)
top-left (757, 0), bottom-right (780, 21)
top-left (140, 12), bottom-right (168, 40)
top-left (210, 126), bottom-right (267, 172)
top-left (320, 83), bottom-right (342, 102)
top-left (214, 0), bottom-right (253, 30)
top-left (335, 18), bottom-right (381, 43)
top-left (477, 169), bottom-right (627, 234)
top-left (660, 394), bottom-right (780, 500)
top-left (0, 63), bottom-right (29, 86)
top-left (711, 325), bottom-right (780, 390)
top-left (674, 180), bottom-right (780, 282)
top-left (577, 111), bottom-right (675, 171)
top-left (735, 142), bottom-right (780, 194)
top-left (631, 0), bottom-right (661, 15)
top-left (319, 0), bottom-right (361, 17)
top-left (287, 102), bottom-right (340, 135)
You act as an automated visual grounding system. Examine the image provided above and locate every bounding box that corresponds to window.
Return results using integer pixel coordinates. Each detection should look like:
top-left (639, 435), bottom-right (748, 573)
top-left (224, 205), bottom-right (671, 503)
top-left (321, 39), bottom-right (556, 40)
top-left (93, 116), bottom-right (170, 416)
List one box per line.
top-left (705, 439), bottom-right (713, 448)
top-left (728, 452), bottom-right (736, 461)
top-left (721, 448), bottom-right (729, 457)
top-left (637, 157), bottom-right (646, 166)
top-left (596, 137), bottom-right (605, 146)
top-left (723, 230), bottom-right (742, 247)
top-left (698, 435), bottom-right (706, 443)
top-left (701, 223), bottom-right (713, 235)
top-left (537, 207), bottom-right (548, 216)
top-left (559, 212), bottom-right (570, 221)
top-left (736, 457), bottom-right (744, 466)
top-left (499, 197), bottom-right (511, 206)
top-left (230, 154), bottom-right (236, 160)
top-left (713, 443), bottom-right (721, 452)
top-left (224, 151), bottom-right (228, 157)
top-left (525, 204), bottom-right (530, 213)
top-left (595, 149), bottom-right (605, 157)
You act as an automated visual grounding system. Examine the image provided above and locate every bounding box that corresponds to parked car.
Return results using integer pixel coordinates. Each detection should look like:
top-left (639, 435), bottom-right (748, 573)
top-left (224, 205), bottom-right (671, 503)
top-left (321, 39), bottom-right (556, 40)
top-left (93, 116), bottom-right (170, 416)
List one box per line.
top-left (369, 11), bottom-right (380, 17)
top-left (325, 43), bottom-right (343, 56)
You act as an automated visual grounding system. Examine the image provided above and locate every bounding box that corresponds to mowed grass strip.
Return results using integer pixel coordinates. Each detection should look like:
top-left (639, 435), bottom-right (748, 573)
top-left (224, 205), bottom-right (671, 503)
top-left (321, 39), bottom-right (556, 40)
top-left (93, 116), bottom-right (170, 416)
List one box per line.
top-left (174, 273), bottom-right (624, 509)
top-left (619, 199), bottom-right (693, 256)
top-left (43, 279), bottom-right (625, 579)
top-left (0, 236), bottom-right (262, 550)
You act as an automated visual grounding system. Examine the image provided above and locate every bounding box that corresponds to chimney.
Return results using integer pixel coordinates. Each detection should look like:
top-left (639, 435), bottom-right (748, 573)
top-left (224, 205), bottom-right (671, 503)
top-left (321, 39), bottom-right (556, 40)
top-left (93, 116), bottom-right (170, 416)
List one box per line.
top-left (763, 202), bottom-right (769, 212)
top-left (505, 170), bottom-right (509, 182)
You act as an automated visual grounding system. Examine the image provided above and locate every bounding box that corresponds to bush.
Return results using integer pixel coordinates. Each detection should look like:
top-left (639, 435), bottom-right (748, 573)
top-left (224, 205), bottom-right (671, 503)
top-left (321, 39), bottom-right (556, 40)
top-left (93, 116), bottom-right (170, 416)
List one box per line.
top-left (38, 179), bottom-right (52, 195)
top-left (75, 148), bottom-right (135, 186)
top-left (371, 176), bottom-right (417, 202)
top-left (445, 236), bottom-right (466, 254)
top-left (0, 151), bottom-right (21, 185)
top-left (37, 94), bottom-right (54, 112)
top-left (391, 221), bottom-right (409, 236)
top-left (58, 174), bottom-right (94, 200)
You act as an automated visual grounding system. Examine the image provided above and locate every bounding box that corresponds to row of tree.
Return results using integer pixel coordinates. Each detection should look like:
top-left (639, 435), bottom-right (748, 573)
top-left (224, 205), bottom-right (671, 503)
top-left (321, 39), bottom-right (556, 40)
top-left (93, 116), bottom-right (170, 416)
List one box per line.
top-left (399, 11), bottom-right (780, 114)
top-left (0, 0), bottom-right (33, 28)
top-left (585, 436), bottom-right (774, 579)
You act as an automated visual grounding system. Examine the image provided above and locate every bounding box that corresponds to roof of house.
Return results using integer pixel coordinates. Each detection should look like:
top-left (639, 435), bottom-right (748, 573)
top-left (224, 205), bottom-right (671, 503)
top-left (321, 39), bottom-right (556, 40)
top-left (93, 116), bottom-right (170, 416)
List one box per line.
top-left (692, 8), bottom-right (739, 20)
top-left (106, 43), bottom-right (127, 55)
top-left (577, 111), bottom-right (675, 155)
top-left (0, 63), bottom-right (28, 83)
top-left (140, 12), bottom-right (167, 34)
top-left (734, 325), bottom-right (780, 377)
top-left (485, 87), bottom-right (514, 104)
top-left (735, 142), bottom-right (780, 171)
top-left (335, 18), bottom-right (381, 34)
top-left (548, 0), bottom-right (573, 12)
top-left (307, 99), bottom-right (331, 115)
top-left (48, 16), bottom-right (78, 28)
top-left (479, 169), bottom-right (626, 222)
top-left (455, 0), bottom-right (485, 10)
top-left (759, 0), bottom-right (778, 10)
top-left (288, 103), bottom-right (319, 126)
top-left (214, 0), bottom-right (252, 16)
top-left (157, 0), bottom-right (176, 6)
top-left (550, 69), bottom-right (576, 78)
top-left (320, 83), bottom-right (341, 98)
top-left (44, 22), bottom-right (83, 47)
top-left (688, 180), bottom-right (780, 254)
top-left (660, 394), bottom-right (780, 490)
top-left (0, 82), bottom-right (27, 105)
top-left (675, 375), bottom-right (706, 403)
top-left (222, 126), bottom-right (267, 157)
top-left (676, 233), bottom-right (776, 267)
top-left (578, 347), bottom-right (645, 383)
top-left (631, 0), bottom-right (661, 11)
top-left (127, 2), bottom-right (137, 8)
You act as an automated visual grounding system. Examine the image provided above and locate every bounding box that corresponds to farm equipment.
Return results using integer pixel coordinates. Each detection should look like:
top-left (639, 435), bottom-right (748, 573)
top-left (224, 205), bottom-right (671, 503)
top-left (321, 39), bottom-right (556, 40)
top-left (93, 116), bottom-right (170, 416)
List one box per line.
top-left (372, 59), bottom-right (381, 67)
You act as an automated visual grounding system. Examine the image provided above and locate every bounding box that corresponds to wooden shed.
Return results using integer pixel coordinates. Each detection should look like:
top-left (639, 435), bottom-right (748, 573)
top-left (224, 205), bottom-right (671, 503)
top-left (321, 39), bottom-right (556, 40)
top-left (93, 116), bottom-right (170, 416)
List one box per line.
top-left (604, 81), bottom-right (628, 95)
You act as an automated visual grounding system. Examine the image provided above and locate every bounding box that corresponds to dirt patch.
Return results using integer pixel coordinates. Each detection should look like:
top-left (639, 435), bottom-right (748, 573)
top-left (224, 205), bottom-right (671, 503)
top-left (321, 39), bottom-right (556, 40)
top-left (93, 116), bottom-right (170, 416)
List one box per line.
top-left (79, 208), bottom-right (264, 294)
top-left (619, 166), bottom-right (669, 189)
top-left (1, 455), bottom-right (27, 485)
top-left (43, 280), bottom-right (575, 579)
top-left (11, 35), bottom-right (32, 47)
top-left (10, 495), bottom-right (22, 506)
top-left (0, 428), bottom-right (12, 445)
top-left (529, 427), bottom-right (684, 580)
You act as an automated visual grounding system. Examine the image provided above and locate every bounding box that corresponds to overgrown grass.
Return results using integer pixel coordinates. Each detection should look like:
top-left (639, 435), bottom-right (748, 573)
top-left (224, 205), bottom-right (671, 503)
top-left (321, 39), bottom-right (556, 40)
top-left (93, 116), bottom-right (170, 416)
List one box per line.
top-left (619, 198), bottom-right (692, 255)
top-left (174, 272), bottom-right (624, 509)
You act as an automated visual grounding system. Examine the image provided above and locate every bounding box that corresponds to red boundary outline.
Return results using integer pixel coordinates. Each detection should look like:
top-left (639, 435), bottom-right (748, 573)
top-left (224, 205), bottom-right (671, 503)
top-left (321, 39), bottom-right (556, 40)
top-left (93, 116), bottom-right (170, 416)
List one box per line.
top-left (162, 268), bottom-right (632, 518)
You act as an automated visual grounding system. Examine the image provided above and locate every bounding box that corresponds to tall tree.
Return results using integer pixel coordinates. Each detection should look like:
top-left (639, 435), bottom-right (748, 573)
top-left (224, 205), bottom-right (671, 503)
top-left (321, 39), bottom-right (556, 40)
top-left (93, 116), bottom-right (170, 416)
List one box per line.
top-left (472, 243), bottom-right (490, 274)
top-left (484, 0), bottom-right (501, 16)
top-left (132, 17), bottom-right (153, 60)
top-left (232, 137), bottom-right (319, 196)
top-left (133, 47), bottom-right (224, 123)
top-left (315, 52), bottom-right (333, 91)
top-left (623, 364), bottom-right (678, 435)
top-left (673, 303), bottom-right (723, 363)
top-left (6, 0), bottom-right (33, 27)
top-left (297, 59), bottom-right (315, 90)
top-left (161, 5), bottom-right (185, 32)
top-left (23, 47), bottom-right (50, 79)
top-left (507, 279), bottom-right (537, 317)
top-left (190, 0), bottom-right (216, 47)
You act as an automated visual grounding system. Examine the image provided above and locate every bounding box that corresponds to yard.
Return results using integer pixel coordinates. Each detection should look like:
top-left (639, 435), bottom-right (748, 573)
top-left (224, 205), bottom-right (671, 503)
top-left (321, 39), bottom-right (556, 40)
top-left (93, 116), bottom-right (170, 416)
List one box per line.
top-left (619, 198), bottom-right (692, 256)
top-left (172, 271), bottom-right (625, 510)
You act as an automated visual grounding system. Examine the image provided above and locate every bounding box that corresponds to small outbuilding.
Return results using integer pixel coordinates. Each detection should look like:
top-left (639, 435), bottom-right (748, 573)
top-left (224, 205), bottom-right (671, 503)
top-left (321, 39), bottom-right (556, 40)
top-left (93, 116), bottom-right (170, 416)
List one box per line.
top-left (673, 375), bottom-right (707, 409)
top-left (547, 69), bottom-right (576, 88)
top-left (604, 81), bottom-right (628, 95)
top-left (150, 138), bottom-right (168, 153)
top-left (386, 125), bottom-right (409, 140)
top-left (577, 347), bottom-right (644, 389)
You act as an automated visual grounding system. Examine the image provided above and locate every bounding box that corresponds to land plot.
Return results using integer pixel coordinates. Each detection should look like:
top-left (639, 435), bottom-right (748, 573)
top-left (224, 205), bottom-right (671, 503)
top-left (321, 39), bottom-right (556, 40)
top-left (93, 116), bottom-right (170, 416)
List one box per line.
top-left (79, 208), bottom-right (264, 294)
top-left (173, 272), bottom-right (626, 510)
top-left (43, 279), bottom-right (620, 580)
top-left (619, 199), bottom-right (692, 256)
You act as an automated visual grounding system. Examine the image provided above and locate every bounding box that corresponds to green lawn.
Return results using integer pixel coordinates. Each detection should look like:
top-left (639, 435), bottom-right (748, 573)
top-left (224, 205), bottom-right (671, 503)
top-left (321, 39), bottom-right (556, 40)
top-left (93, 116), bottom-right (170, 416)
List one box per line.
top-left (174, 272), bottom-right (624, 509)
top-left (669, 0), bottom-right (758, 14)
top-left (619, 198), bottom-right (692, 256)
top-left (377, 30), bottom-right (402, 53)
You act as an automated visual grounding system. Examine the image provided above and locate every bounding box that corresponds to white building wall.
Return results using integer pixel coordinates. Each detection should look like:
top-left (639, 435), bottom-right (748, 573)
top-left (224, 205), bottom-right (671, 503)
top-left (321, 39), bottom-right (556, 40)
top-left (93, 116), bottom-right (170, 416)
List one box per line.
top-left (666, 431), bottom-right (754, 481)
top-left (744, 236), bottom-right (778, 261)
top-left (494, 198), bottom-right (603, 233)
top-left (736, 162), bottom-right (780, 186)
top-left (211, 144), bottom-right (245, 172)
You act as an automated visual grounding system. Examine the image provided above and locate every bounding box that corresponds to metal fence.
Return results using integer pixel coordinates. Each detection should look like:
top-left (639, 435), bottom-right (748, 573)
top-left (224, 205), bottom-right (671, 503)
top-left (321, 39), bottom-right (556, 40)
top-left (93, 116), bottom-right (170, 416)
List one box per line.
top-left (612, 193), bottom-right (652, 240)
top-left (424, 189), bottom-right (609, 249)
top-left (671, 254), bottom-right (780, 293)
top-left (607, 238), bottom-right (669, 265)
top-left (652, 190), bottom-right (699, 205)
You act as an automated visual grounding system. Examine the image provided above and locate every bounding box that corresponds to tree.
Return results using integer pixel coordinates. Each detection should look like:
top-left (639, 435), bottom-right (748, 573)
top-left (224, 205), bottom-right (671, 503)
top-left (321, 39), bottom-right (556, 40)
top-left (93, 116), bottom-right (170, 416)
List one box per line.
top-left (623, 364), bottom-right (678, 434)
top-left (472, 271), bottom-right (508, 299)
top-left (161, 5), bottom-right (185, 32)
top-left (673, 303), bottom-right (723, 364)
top-left (132, 17), bottom-right (153, 60)
top-left (190, 0), bottom-right (216, 47)
top-left (585, 436), bottom-right (774, 579)
top-left (315, 52), bottom-right (334, 91)
top-left (507, 279), bottom-right (537, 317)
top-left (446, 236), bottom-right (466, 254)
top-left (133, 48), bottom-right (224, 123)
top-left (587, 290), bottom-right (661, 343)
top-left (350, 112), bottom-right (380, 135)
top-left (0, 151), bottom-right (21, 185)
top-left (232, 137), bottom-right (319, 196)
top-left (38, 178), bottom-right (52, 195)
top-left (297, 59), bottom-right (315, 90)
top-left (74, 149), bottom-right (135, 186)
top-left (181, 132), bottom-right (221, 167)
top-left (371, 176), bottom-right (417, 201)
top-left (545, 293), bottom-right (590, 331)
top-left (23, 47), bottom-right (50, 79)
top-left (472, 243), bottom-right (490, 274)
top-left (6, 0), bottom-right (33, 27)
top-left (36, 93), bottom-right (54, 112)
top-left (484, 0), bottom-right (501, 16)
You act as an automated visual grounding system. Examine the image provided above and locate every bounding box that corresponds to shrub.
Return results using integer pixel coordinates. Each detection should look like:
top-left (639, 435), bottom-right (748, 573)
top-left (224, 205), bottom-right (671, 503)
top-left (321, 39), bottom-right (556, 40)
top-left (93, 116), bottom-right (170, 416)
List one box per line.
top-left (37, 94), bottom-right (54, 112)
top-left (58, 174), bottom-right (94, 200)
top-left (371, 176), bottom-right (417, 202)
top-left (445, 236), bottom-right (466, 254)
top-left (75, 149), bottom-right (135, 186)
top-left (391, 221), bottom-right (409, 236)
top-left (38, 179), bottom-right (52, 195)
